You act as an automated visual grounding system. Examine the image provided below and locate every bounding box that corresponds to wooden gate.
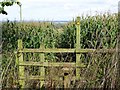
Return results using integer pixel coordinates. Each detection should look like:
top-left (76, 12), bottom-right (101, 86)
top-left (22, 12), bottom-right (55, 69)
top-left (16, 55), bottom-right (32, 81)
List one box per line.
top-left (15, 17), bottom-right (116, 88)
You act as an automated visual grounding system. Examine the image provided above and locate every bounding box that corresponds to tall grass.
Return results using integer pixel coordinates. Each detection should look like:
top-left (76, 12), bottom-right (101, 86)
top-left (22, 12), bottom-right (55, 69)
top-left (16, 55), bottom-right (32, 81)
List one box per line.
top-left (1, 13), bottom-right (118, 88)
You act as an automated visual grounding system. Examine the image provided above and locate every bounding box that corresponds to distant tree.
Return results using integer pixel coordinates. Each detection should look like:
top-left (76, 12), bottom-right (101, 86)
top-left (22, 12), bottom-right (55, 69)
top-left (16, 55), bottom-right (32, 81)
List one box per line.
top-left (0, 0), bottom-right (21, 15)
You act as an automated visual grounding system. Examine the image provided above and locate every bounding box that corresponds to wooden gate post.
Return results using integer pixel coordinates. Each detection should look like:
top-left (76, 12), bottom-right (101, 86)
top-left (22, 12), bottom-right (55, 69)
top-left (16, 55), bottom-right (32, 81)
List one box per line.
top-left (18, 39), bottom-right (25, 88)
top-left (75, 17), bottom-right (81, 80)
top-left (40, 44), bottom-right (45, 88)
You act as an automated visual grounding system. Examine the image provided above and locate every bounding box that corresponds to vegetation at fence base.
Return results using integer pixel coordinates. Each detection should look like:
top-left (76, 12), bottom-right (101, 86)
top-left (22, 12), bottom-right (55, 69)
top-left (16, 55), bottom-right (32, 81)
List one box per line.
top-left (1, 13), bottom-right (118, 88)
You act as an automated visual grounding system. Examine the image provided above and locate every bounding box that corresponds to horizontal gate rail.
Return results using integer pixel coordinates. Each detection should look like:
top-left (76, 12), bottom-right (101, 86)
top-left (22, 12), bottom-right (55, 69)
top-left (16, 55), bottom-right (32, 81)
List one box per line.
top-left (20, 76), bottom-right (44, 80)
top-left (19, 48), bottom-right (75, 53)
top-left (20, 76), bottom-right (76, 81)
top-left (19, 62), bottom-right (86, 67)
top-left (18, 48), bottom-right (118, 53)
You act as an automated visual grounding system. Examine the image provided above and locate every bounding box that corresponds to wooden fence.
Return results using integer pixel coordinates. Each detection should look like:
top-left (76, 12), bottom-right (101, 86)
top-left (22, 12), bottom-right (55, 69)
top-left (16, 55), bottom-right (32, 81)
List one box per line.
top-left (15, 17), bottom-right (117, 88)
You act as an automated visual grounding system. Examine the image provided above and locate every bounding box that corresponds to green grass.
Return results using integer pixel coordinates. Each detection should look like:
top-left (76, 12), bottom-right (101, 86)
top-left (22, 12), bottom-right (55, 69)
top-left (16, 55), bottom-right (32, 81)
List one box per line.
top-left (1, 13), bottom-right (118, 88)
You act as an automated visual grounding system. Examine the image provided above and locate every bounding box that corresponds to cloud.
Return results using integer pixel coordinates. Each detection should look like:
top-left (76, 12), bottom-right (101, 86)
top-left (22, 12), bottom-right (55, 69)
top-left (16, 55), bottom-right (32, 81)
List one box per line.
top-left (0, 0), bottom-right (119, 21)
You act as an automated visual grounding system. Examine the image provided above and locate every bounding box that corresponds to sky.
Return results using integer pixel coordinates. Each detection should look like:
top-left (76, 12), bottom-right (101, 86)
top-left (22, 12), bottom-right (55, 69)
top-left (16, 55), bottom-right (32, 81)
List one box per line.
top-left (0, 0), bottom-right (119, 21)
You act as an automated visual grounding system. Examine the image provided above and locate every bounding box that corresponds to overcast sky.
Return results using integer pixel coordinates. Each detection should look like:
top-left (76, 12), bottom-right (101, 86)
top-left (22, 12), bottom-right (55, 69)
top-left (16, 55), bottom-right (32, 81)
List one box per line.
top-left (0, 0), bottom-right (119, 21)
